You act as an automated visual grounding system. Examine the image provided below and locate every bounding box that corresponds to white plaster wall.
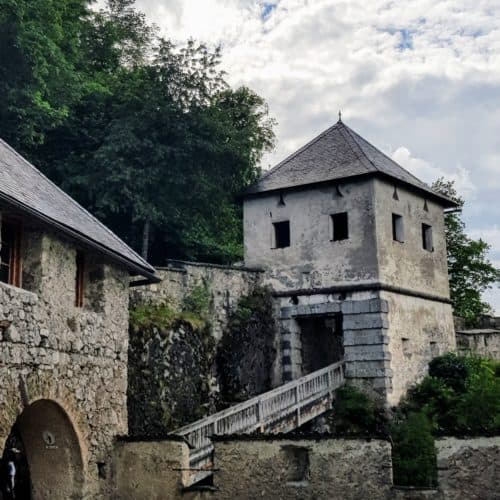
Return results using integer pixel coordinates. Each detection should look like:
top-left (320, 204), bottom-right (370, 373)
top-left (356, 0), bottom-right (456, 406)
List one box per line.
top-left (373, 179), bottom-right (450, 298)
top-left (244, 179), bottom-right (379, 291)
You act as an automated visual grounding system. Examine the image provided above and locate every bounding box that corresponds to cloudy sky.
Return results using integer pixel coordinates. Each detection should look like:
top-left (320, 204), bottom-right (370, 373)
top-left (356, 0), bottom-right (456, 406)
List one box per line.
top-left (132, 0), bottom-right (500, 311)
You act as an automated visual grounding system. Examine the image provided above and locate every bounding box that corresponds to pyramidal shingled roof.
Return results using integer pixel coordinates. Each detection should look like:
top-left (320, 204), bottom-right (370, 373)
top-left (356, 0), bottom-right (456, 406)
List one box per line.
top-left (0, 138), bottom-right (157, 281)
top-left (247, 120), bottom-right (456, 207)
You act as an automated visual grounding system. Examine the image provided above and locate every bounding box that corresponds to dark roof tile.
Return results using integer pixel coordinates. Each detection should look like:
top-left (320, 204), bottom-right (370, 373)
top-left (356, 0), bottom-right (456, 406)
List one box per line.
top-left (247, 121), bottom-right (456, 207)
top-left (0, 138), bottom-right (156, 279)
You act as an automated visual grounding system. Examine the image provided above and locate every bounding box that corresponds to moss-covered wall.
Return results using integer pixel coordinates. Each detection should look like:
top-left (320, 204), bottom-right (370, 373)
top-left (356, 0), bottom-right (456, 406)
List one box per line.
top-left (128, 279), bottom-right (278, 434)
top-left (216, 286), bottom-right (278, 405)
top-left (128, 302), bottom-right (216, 435)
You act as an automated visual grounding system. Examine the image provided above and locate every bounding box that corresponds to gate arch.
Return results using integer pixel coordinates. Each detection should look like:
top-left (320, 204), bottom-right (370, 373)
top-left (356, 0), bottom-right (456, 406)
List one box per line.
top-left (3, 399), bottom-right (84, 499)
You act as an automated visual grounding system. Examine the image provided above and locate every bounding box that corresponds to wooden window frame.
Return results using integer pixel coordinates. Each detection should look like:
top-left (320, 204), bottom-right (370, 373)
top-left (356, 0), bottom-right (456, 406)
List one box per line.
top-left (0, 219), bottom-right (22, 287)
top-left (75, 251), bottom-right (85, 307)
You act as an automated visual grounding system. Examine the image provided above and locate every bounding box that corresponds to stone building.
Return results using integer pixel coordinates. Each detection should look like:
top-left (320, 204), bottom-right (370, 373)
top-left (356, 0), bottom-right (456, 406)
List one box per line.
top-left (243, 118), bottom-right (458, 404)
top-left (0, 138), bottom-right (157, 498)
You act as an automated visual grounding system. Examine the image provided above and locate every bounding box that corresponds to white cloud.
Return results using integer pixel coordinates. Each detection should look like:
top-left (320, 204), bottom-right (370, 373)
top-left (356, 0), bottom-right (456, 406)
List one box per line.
top-left (391, 146), bottom-right (477, 200)
top-left (132, 0), bottom-right (500, 312)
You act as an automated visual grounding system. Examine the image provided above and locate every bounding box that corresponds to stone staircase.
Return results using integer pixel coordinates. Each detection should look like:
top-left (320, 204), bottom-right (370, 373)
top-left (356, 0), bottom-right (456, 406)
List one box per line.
top-left (173, 360), bottom-right (346, 485)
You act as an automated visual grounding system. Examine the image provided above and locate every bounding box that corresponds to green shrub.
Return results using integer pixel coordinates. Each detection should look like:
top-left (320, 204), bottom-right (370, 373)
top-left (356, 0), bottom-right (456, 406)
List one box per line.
top-left (428, 352), bottom-right (469, 393)
top-left (392, 412), bottom-right (437, 487)
top-left (333, 386), bottom-right (379, 434)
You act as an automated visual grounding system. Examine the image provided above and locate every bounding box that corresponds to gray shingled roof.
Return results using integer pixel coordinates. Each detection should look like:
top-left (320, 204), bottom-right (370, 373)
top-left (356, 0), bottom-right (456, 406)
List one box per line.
top-left (0, 138), bottom-right (157, 280)
top-left (247, 120), bottom-right (456, 207)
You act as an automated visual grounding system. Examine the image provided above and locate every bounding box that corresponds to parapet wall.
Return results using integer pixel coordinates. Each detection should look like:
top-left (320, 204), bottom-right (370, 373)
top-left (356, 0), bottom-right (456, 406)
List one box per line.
top-left (112, 435), bottom-right (500, 499)
top-left (436, 436), bottom-right (500, 499)
top-left (213, 436), bottom-right (393, 500)
top-left (130, 259), bottom-right (262, 339)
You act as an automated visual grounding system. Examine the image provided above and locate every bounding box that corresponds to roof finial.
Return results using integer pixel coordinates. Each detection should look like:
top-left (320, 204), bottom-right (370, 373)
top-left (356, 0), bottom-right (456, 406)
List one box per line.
top-left (338, 110), bottom-right (342, 122)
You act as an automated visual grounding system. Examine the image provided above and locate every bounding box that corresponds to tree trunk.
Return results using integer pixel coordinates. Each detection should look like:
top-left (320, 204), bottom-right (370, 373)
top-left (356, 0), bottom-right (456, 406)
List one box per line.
top-left (141, 219), bottom-right (150, 260)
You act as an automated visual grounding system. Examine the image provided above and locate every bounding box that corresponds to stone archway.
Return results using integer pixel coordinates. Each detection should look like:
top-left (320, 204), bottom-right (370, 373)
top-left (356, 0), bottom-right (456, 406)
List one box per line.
top-left (3, 399), bottom-right (84, 500)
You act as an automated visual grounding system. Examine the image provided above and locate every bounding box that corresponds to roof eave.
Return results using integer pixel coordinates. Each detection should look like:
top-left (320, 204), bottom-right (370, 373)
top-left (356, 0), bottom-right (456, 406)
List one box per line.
top-left (243, 171), bottom-right (459, 209)
top-left (0, 191), bottom-right (159, 283)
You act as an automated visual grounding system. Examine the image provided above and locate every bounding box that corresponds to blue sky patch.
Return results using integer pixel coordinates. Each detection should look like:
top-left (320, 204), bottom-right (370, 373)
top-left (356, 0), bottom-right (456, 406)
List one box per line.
top-left (262, 2), bottom-right (277, 21)
top-left (398, 29), bottom-right (414, 50)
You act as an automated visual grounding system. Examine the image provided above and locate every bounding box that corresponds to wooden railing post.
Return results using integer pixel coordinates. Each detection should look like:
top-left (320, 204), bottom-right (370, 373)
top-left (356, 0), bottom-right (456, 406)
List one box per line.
top-left (257, 399), bottom-right (264, 432)
top-left (295, 385), bottom-right (301, 427)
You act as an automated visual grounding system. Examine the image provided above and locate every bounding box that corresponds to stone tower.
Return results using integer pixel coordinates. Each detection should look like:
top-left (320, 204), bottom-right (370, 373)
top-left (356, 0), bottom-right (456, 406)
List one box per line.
top-left (243, 118), bottom-right (457, 405)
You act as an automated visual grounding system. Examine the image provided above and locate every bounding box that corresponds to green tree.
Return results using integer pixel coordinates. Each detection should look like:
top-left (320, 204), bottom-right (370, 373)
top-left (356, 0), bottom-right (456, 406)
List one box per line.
top-left (0, 0), bottom-right (275, 263)
top-left (0, 0), bottom-right (91, 148)
top-left (432, 178), bottom-right (500, 326)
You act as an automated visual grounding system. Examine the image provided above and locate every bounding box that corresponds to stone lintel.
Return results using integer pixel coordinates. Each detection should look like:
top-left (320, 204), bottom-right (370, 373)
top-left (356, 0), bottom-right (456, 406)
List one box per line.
top-left (280, 301), bottom-right (341, 319)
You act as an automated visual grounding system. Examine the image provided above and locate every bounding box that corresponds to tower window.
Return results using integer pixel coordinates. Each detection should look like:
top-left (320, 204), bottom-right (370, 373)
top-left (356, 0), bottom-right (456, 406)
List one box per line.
top-left (273, 221), bottom-right (290, 249)
top-left (0, 220), bottom-right (22, 287)
top-left (75, 252), bottom-right (85, 307)
top-left (392, 214), bottom-right (404, 242)
top-left (331, 212), bottom-right (349, 241)
top-left (422, 224), bottom-right (433, 251)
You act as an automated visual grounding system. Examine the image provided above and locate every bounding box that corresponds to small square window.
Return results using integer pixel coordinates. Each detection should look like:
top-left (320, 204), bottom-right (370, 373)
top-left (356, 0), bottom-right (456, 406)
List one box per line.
top-left (281, 445), bottom-right (310, 484)
top-left (392, 214), bottom-right (404, 242)
top-left (273, 221), bottom-right (290, 249)
top-left (422, 223), bottom-right (433, 251)
top-left (331, 212), bottom-right (348, 241)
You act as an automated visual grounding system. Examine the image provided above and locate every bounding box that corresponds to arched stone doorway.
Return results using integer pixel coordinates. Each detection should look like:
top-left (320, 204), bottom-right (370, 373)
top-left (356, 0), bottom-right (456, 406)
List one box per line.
top-left (2, 399), bottom-right (84, 500)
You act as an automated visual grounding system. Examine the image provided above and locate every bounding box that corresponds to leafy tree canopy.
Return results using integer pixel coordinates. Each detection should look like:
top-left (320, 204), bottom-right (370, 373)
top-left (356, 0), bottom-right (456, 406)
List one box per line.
top-left (0, 0), bottom-right (275, 263)
top-left (432, 178), bottom-right (500, 325)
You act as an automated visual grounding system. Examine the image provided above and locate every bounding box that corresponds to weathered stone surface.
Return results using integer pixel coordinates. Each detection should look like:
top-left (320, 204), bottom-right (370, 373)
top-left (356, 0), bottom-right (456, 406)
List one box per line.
top-left (213, 437), bottom-right (393, 500)
top-left (113, 439), bottom-right (190, 499)
top-left (456, 330), bottom-right (500, 360)
top-left (131, 260), bottom-right (262, 340)
top-left (436, 437), bottom-right (500, 500)
top-left (343, 313), bottom-right (389, 331)
top-left (382, 291), bottom-right (456, 405)
top-left (0, 228), bottom-right (129, 499)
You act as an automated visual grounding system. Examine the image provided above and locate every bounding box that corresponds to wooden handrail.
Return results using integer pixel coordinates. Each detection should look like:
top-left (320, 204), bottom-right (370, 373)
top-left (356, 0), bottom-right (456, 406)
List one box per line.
top-left (173, 361), bottom-right (345, 485)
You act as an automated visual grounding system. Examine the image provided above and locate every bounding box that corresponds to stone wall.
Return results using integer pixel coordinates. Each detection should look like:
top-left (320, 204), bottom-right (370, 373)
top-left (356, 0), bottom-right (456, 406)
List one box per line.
top-left (213, 436), bottom-right (393, 499)
top-left (130, 260), bottom-right (262, 339)
top-left (111, 435), bottom-right (500, 499)
top-left (112, 438), bottom-right (190, 499)
top-left (455, 330), bottom-right (500, 360)
top-left (0, 227), bottom-right (130, 498)
top-left (436, 436), bottom-right (500, 499)
top-left (382, 291), bottom-right (456, 405)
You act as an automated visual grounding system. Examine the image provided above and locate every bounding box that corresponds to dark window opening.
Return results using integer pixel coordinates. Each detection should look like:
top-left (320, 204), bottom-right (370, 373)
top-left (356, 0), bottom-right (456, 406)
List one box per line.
top-left (273, 221), bottom-right (290, 249)
top-left (281, 445), bottom-right (310, 484)
top-left (422, 223), bottom-right (433, 251)
top-left (331, 212), bottom-right (349, 241)
top-left (75, 252), bottom-right (85, 307)
top-left (278, 191), bottom-right (286, 206)
top-left (392, 214), bottom-right (404, 242)
top-left (97, 462), bottom-right (107, 480)
top-left (0, 220), bottom-right (22, 287)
